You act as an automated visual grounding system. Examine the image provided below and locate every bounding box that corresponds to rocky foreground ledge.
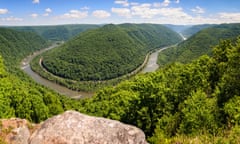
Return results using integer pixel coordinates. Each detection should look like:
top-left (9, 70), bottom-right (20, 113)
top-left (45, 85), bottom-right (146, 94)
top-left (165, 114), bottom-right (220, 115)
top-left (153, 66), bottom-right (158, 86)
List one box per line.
top-left (0, 111), bottom-right (147, 144)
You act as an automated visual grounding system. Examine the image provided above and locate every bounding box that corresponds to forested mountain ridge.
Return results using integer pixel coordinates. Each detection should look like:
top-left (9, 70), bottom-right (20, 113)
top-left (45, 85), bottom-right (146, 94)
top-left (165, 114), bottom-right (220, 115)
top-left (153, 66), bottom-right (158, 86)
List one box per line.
top-left (1, 25), bottom-right (240, 144)
top-left (158, 23), bottom-right (240, 65)
top-left (181, 24), bottom-right (215, 38)
top-left (164, 24), bottom-right (192, 33)
top-left (79, 38), bottom-right (240, 143)
top-left (120, 23), bottom-right (182, 48)
top-left (7, 24), bottom-right (100, 41)
top-left (40, 24), bottom-right (182, 81)
top-left (0, 27), bottom-right (48, 69)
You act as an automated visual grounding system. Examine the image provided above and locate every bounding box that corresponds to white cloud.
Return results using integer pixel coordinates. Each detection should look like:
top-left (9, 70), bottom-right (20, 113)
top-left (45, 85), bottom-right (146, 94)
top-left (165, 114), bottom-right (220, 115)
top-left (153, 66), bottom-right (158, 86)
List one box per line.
top-left (1, 0), bottom-right (239, 25)
top-left (81, 6), bottom-right (90, 10)
top-left (130, 2), bottom-right (139, 6)
top-left (162, 0), bottom-right (171, 7)
top-left (153, 3), bottom-right (161, 7)
top-left (1, 16), bottom-right (23, 22)
top-left (111, 8), bottom-right (131, 18)
top-left (43, 8), bottom-right (52, 16)
top-left (60, 10), bottom-right (88, 19)
top-left (112, 4), bottom-right (190, 19)
top-left (218, 12), bottom-right (240, 23)
top-left (191, 6), bottom-right (205, 14)
top-left (0, 8), bottom-right (8, 14)
top-left (45, 8), bottom-right (52, 13)
top-left (32, 0), bottom-right (39, 4)
top-left (30, 13), bottom-right (38, 18)
top-left (131, 3), bottom-right (157, 18)
top-left (115, 0), bottom-right (129, 7)
top-left (153, 0), bottom-right (171, 7)
top-left (43, 13), bottom-right (49, 16)
top-left (157, 7), bottom-right (190, 18)
top-left (92, 10), bottom-right (111, 18)
top-left (112, 3), bottom-right (191, 20)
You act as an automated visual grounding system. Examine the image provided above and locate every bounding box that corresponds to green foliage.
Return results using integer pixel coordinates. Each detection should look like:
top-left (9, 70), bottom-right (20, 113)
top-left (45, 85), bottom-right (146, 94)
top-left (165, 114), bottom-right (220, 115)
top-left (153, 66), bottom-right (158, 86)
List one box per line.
top-left (1, 25), bottom-right (240, 144)
top-left (215, 38), bottom-right (240, 107)
top-left (0, 27), bottom-right (48, 71)
top-left (149, 126), bottom-right (240, 144)
top-left (158, 23), bottom-right (240, 66)
top-left (0, 28), bottom-right (79, 122)
top-left (224, 96), bottom-right (240, 125)
top-left (82, 55), bottom-right (214, 136)
top-left (181, 24), bottom-right (215, 38)
top-left (36, 24), bottom-right (181, 82)
top-left (179, 90), bottom-right (218, 135)
top-left (79, 37), bottom-right (240, 143)
top-left (42, 24), bottom-right (145, 81)
top-left (164, 24), bottom-right (192, 33)
top-left (8, 24), bottom-right (100, 41)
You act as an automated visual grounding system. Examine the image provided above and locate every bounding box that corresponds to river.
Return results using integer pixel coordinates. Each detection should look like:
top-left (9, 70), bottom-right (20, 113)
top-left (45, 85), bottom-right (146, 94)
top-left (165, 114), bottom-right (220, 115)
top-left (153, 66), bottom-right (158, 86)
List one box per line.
top-left (21, 43), bottom-right (93, 99)
top-left (179, 33), bottom-right (187, 40)
top-left (141, 46), bottom-right (171, 73)
top-left (21, 43), bottom-right (175, 99)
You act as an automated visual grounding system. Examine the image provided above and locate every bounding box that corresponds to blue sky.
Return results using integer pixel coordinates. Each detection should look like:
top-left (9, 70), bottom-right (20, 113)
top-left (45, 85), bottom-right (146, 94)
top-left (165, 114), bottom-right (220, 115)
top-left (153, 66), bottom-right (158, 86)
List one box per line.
top-left (0, 0), bottom-right (240, 25)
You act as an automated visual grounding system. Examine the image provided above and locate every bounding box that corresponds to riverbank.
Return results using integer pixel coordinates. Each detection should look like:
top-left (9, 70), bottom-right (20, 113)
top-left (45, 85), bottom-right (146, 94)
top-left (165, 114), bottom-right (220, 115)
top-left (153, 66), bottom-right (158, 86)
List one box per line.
top-left (21, 42), bottom-right (174, 98)
top-left (141, 46), bottom-right (173, 73)
top-left (30, 47), bottom-right (150, 92)
top-left (21, 42), bottom-right (93, 99)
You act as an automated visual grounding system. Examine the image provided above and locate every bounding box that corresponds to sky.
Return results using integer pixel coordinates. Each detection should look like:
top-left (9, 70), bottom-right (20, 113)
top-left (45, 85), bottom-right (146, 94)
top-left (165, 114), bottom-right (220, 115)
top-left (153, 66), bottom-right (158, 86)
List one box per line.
top-left (0, 0), bottom-right (240, 26)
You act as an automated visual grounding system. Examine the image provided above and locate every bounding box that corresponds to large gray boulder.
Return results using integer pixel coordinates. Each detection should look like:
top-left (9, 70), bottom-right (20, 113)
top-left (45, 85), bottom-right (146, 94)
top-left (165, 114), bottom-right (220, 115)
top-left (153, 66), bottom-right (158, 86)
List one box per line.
top-left (29, 110), bottom-right (147, 144)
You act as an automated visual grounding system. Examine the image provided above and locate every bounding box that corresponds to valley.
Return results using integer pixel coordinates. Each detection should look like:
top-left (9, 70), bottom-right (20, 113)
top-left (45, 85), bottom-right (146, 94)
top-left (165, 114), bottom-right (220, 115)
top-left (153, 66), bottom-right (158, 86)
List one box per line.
top-left (0, 22), bottom-right (240, 144)
top-left (158, 23), bottom-right (240, 65)
top-left (141, 45), bottom-right (175, 73)
top-left (21, 43), bottom-right (92, 99)
top-left (29, 24), bottom-right (182, 92)
top-left (1, 1), bottom-right (240, 144)
top-left (21, 41), bottom-right (177, 98)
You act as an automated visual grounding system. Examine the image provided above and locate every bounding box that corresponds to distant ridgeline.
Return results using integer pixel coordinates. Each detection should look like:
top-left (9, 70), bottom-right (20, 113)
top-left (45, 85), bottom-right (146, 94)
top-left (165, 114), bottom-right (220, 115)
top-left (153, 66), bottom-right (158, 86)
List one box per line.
top-left (38, 24), bottom-right (182, 82)
top-left (180, 24), bottom-right (215, 38)
top-left (158, 23), bottom-right (240, 65)
top-left (0, 27), bottom-right (48, 69)
top-left (7, 24), bottom-right (100, 41)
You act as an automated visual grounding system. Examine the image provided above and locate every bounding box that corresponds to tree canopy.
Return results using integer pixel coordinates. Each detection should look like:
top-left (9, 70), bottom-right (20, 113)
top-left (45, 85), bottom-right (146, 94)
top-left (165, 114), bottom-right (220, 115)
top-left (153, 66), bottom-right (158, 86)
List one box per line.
top-left (40, 24), bottom-right (182, 81)
top-left (158, 23), bottom-right (240, 65)
top-left (7, 24), bottom-right (100, 41)
top-left (79, 38), bottom-right (240, 143)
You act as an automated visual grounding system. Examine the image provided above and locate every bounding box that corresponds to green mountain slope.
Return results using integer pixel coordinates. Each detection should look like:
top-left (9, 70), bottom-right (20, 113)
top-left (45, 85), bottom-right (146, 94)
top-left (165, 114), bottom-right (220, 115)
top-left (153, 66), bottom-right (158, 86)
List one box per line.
top-left (40, 24), bottom-right (182, 81)
top-left (0, 27), bottom-right (48, 69)
top-left (1, 27), bottom-right (240, 144)
top-left (79, 38), bottom-right (240, 143)
top-left (164, 24), bottom-right (192, 33)
top-left (7, 24), bottom-right (100, 41)
top-left (0, 28), bottom-right (80, 122)
top-left (181, 24), bottom-right (215, 38)
top-left (158, 23), bottom-right (240, 65)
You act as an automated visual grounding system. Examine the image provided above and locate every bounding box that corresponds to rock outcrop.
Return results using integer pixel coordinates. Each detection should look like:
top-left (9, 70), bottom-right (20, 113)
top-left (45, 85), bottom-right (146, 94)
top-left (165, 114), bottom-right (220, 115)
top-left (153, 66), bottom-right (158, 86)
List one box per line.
top-left (0, 111), bottom-right (147, 144)
top-left (0, 118), bottom-right (32, 144)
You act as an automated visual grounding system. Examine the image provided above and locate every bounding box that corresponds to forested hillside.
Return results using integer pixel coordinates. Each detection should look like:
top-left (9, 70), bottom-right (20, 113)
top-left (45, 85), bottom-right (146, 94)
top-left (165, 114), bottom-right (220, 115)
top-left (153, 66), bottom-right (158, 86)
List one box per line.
top-left (0, 28), bottom-right (79, 122)
top-left (7, 24), bottom-right (100, 41)
top-left (38, 24), bottom-right (181, 82)
top-left (1, 25), bottom-right (240, 144)
top-left (164, 24), bottom-right (191, 33)
top-left (79, 38), bottom-right (240, 143)
top-left (181, 24), bottom-right (215, 38)
top-left (158, 23), bottom-right (240, 65)
top-left (0, 27), bottom-right (48, 69)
